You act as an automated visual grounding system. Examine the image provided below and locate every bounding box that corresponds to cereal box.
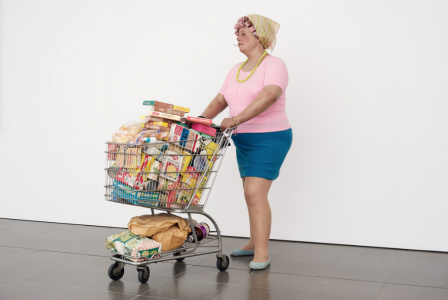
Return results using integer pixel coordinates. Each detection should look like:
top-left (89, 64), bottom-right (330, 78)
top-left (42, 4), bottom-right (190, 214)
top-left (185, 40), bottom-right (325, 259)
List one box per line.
top-left (181, 166), bottom-right (200, 188)
top-left (168, 124), bottom-right (200, 152)
top-left (191, 161), bottom-right (214, 206)
top-left (158, 177), bottom-right (181, 208)
top-left (177, 183), bottom-right (193, 207)
top-left (116, 146), bottom-right (161, 190)
top-left (160, 150), bottom-right (184, 182)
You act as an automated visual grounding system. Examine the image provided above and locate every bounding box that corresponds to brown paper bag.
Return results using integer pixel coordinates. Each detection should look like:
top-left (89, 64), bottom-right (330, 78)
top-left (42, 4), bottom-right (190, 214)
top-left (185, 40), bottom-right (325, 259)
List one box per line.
top-left (152, 224), bottom-right (190, 252)
top-left (128, 213), bottom-right (191, 237)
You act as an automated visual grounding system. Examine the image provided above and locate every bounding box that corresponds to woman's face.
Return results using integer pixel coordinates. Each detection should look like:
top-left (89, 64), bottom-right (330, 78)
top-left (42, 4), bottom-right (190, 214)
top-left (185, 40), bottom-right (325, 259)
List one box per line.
top-left (237, 27), bottom-right (262, 52)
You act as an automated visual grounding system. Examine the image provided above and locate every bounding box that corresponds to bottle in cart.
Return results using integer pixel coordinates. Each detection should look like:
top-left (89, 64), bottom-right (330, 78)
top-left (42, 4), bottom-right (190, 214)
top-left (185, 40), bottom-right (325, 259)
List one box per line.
top-left (186, 226), bottom-right (204, 243)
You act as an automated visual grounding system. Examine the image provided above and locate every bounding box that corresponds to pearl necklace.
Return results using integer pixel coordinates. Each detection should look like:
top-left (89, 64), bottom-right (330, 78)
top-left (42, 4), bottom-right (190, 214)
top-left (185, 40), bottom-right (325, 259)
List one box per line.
top-left (236, 51), bottom-right (268, 83)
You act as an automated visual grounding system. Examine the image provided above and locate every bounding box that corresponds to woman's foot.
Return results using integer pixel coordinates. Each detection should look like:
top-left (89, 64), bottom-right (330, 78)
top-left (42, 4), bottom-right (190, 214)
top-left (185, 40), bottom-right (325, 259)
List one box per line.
top-left (252, 253), bottom-right (270, 263)
top-left (239, 242), bottom-right (255, 251)
top-left (230, 242), bottom-right (255, 257)
top-left (249, 256), bottom-right (271, 270)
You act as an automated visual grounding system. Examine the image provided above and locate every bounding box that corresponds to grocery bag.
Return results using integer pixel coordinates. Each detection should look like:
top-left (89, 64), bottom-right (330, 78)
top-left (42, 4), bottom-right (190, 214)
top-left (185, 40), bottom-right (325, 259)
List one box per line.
top-left (128, 213), bottom-right (191, 237)
top-left (152, 224), bottom-right (190, 252)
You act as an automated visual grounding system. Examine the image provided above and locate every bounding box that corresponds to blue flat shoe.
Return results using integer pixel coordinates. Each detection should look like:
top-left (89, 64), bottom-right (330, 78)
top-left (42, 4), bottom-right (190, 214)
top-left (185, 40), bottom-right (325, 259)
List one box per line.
top-left (249, 257), bottom-right (271, 270)
top-left (230, 248), bottom-right (255, 257)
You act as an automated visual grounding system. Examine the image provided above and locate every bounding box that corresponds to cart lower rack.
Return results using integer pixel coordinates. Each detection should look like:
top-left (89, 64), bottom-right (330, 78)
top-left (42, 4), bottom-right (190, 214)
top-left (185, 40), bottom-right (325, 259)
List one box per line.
top-left (105, 128), bottom-right (233, 283)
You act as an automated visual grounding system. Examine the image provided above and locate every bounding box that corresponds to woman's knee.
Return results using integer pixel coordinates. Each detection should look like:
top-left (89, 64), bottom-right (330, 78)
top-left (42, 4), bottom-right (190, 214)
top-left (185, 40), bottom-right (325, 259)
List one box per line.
top-left (244, 188), bottom-right (264, 206)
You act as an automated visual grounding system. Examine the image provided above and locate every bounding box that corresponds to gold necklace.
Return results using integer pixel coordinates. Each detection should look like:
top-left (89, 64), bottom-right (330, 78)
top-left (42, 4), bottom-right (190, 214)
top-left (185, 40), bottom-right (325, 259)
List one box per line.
top-left (236, 51), bottom-right (268, 83)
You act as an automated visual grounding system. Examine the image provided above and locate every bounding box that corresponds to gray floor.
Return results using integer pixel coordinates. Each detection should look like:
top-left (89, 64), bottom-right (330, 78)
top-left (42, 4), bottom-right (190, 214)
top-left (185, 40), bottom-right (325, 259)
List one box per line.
top-left (0, 219), bottom-right (447, 300)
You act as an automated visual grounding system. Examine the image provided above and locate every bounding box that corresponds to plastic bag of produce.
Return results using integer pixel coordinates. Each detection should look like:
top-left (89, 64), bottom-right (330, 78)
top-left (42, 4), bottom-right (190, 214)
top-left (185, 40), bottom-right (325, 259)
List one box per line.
top-left (112, 120), bottom-right (143, 144)
top-left (105, 231), bottom-right (162, 262)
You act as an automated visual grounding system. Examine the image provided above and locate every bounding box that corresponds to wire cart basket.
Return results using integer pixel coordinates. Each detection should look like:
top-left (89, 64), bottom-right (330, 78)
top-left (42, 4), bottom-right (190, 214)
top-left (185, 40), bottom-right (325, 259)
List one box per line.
top-left (105, 127), bottom-right (234, 283)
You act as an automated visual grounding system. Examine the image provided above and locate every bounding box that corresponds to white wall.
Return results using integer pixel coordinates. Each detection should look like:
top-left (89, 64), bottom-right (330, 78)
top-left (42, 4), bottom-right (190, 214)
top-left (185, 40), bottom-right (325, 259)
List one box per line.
top-left (1, 0), bottom-right (447, 251)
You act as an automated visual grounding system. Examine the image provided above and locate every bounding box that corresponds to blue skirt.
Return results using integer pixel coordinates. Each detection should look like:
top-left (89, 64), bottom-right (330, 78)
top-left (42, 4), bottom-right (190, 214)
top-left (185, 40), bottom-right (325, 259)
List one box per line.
top-left (231, 128), bottom-right (293, 181)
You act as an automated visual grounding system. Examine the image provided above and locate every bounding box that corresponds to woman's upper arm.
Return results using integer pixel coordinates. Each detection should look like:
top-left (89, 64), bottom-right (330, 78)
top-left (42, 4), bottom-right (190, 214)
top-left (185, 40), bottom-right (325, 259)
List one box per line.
top-left (263, 59), bottom-right (288, 96)
top-left (260, 85), bottom-right (282, 102)
top-left (216, 92), bottom-right (228, 108)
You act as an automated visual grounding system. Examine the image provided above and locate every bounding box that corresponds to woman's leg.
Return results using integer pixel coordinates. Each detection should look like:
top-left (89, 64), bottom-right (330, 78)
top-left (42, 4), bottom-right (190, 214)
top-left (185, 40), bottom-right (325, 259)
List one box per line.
top-left (240, 177), bottom-right (256, 251)
top-left (239, 176), bottom-right (273, 263)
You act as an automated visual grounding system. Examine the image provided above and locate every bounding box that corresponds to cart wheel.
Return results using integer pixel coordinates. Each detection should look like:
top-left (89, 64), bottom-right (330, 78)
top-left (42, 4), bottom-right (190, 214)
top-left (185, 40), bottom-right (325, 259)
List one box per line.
top-left (173, 252), bottom-right (185, 262)
top-left (137, 266), bottom-right (150, 284)
top-left (108, 262), bottom-right (124, 280)
top-left (216, 255), bottom-right (229, 271)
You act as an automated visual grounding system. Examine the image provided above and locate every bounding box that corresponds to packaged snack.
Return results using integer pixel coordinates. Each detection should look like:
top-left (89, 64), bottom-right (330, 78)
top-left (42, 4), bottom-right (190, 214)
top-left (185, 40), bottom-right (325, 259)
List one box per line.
top-left (132, 147), bottom-right (161, 190)
top-left (143, 100), bottom-right (190, 113)
top-left (152, 106), bottom-right (185, 117)
top-left (131, 130), bottom-right (169, 144)
top-left (176, 121), bottom-right (189, 128)
top-left (158, 177), bottom-right (182, 208)
top-left (111, 180), bottom-right (159, 204)
top-left (191, 161), bottom-right (214, 206)
top-left (147, 160), bottom-right (161, 182)
top-left (105, 231), bottom-right (162, 262)
top-left (186, 116), bottom-right (213, 126)
top-left (168, 124), bottom-right (200, 152)
top-left (116, 147), bottom-right (142, 169)
top-left (191, 123), bottom-right (216, 137)
top-left (204, 140), bottom-right (220, 161)
top-left (193, 155), bottom-right (208, 172)
top-left (160, 150), bottom-right (184, 182)
top-left (148, 111), bottom-right (181, 121)
top-left (108, 143), bottom-right (118, 160)
top-left (116, 146), bottom-right (160, 190)
top-left (150, 121), bottom-right (169, 127)
top-left (112, 120), bottom-right (144, 144)
top-left (177, 183), bottom-right (193, 207)
top-left (181, 166), bottom-right (200, 188)
top-left (144, 124), bottom-right (170, 132)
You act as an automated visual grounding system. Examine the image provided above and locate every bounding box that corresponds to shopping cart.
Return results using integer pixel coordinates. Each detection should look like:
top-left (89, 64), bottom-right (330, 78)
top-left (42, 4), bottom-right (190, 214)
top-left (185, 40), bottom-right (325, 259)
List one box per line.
top-left (104, 127), bottom-right (234, 283)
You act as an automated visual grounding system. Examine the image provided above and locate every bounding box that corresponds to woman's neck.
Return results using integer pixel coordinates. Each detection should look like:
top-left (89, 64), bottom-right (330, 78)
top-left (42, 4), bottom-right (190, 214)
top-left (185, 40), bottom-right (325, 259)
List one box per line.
top-left (244, 48), bottom-right (269, 64)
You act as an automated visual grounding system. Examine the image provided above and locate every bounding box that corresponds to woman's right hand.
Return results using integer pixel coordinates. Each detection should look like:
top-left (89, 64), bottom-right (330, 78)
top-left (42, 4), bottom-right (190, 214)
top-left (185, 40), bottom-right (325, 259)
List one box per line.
top-left (221, 118), bottom-right (235, 131)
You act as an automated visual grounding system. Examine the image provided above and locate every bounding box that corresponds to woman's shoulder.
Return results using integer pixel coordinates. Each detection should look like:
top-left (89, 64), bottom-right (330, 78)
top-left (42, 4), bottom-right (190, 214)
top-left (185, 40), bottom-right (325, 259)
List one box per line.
top-left (266, 55), bottom-right (286, 67)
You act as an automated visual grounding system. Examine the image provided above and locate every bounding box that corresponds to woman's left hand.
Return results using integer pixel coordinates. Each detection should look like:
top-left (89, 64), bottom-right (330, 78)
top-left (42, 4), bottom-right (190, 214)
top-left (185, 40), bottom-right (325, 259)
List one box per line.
top-left (221, 118), bottom-right (236, 131)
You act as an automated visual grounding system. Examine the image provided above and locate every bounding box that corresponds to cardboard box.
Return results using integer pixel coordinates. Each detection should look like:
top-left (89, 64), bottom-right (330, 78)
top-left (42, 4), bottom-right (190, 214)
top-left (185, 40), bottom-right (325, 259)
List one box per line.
top-left (168, 124), bottom-right (200, 152)
top-left (144, 124), bottom-right (170, 132)
top-left (191, 162), bottom-right (214, 206)
top-left (143, 101), bottom-right (190, 113)
top-left (112, 180), bottom-right (159, 205)
top-left (160, 150), bottom-right (184, 182)
top-left (157, 177), bottom-right (182, 208)
top-left (186, 116), bottom-right (213, 126)
top-left (116, 147), bottom-right (142, 169)
top-left (191, 123), bottom-right (216, 137)
top-left (148, 111), bottom-right (181, 121)
top-left (181, 166), bottom-right (200, 188)
top-left (153, 106), bottom-right (185, 117)
top-left (116, 147), bottom-right (161, 190)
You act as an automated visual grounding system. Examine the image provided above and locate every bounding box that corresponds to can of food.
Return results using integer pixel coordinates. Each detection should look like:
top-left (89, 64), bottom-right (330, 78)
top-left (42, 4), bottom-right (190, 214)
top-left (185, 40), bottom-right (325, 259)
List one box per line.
top-left (198, 222), bottom-right (210, 235)
top-left (197, 224), bottom-right (208, 238)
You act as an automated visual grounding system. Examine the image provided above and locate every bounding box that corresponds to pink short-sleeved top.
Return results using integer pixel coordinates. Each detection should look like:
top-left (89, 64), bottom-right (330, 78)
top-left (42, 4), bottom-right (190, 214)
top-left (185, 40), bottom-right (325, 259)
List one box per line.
top-left (219, 55), bottom-right (290, 133)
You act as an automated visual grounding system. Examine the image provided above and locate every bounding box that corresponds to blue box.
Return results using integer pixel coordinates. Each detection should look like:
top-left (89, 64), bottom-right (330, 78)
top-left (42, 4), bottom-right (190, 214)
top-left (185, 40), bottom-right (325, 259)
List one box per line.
top-left (112, 180), bottom-right (159, 206)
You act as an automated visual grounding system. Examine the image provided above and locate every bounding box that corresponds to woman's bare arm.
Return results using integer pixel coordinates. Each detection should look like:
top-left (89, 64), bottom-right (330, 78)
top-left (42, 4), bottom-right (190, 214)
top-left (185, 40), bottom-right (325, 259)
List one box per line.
top-left (200, 93), bottom-right (228, 119)
top-left (221, 85), bottom-right (282, 130)
top-left (236, 85), bottom-right (282, 124)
